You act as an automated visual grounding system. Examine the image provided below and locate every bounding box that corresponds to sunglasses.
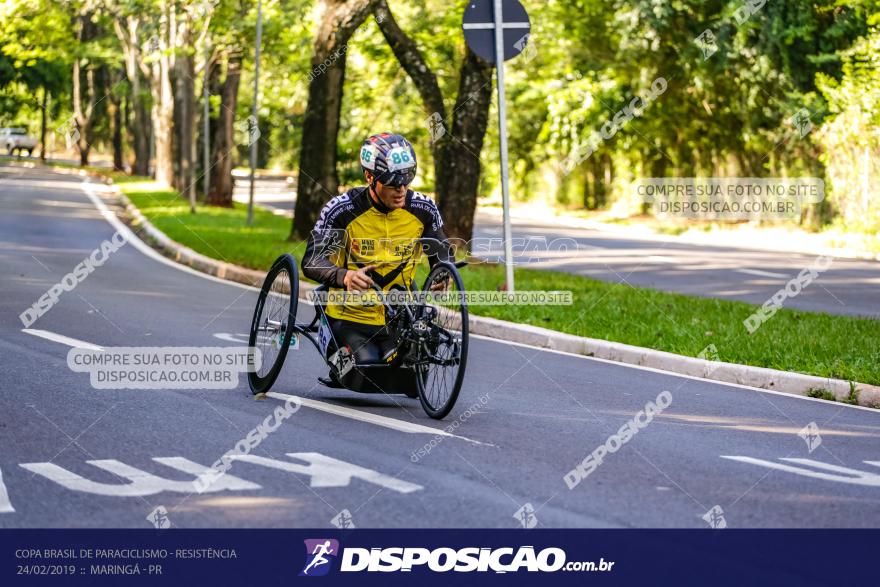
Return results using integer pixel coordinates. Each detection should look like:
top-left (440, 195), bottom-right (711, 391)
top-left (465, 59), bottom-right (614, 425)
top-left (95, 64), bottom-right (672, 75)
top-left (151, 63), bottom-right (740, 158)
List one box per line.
top-left (376, 169), bottom-right (415, 189)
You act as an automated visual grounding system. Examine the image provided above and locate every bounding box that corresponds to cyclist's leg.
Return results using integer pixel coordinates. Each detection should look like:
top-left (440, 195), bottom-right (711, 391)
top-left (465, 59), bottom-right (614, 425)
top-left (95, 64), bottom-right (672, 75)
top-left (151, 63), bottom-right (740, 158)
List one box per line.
top-left (327, 318), bottom-right (416, 396)
top-left (328, 318), bottom-right (385, 363)
top-left (326, 318), bottom-right (383, 391)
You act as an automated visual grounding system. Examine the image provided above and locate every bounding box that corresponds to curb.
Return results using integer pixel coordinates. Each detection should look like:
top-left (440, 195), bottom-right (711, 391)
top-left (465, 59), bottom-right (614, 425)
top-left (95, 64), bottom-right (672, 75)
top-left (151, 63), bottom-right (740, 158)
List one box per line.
top-left (118, 191), bottom-right (267, 288)
top-left (101, 177), bottom-right (880, 409)
top-left (470, 315), bottom-right (880, 408)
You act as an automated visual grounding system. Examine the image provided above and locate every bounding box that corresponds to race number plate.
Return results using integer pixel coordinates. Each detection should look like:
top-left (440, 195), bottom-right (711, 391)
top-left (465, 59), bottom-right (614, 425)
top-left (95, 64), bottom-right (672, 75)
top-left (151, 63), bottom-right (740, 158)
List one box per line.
top-left (318, 316), bottom-right (332, 357)
top-left (386, 146), bottom-right (415, 171)
top-left (277, 332), bottom-right (300, 349)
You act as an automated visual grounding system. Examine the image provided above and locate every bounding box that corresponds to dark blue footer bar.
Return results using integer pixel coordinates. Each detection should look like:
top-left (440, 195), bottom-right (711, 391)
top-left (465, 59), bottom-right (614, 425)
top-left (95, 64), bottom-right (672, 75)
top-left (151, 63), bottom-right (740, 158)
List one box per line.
top-left (1, 529), bottom-right (876, 586)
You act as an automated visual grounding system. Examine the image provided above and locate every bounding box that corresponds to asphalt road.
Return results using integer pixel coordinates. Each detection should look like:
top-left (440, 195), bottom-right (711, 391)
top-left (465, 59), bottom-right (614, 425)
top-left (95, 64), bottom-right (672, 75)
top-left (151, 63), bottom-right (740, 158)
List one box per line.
top-left (228, 177), bottom-right (880, 319)
top-left (471, 211), bottom-right (880, 318)
top-left (1, 163), bottom-right (879, 529)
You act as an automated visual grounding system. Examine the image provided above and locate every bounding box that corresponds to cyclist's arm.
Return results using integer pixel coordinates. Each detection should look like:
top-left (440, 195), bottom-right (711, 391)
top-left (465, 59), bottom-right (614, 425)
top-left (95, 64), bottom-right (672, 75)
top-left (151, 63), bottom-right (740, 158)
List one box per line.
top-left (301, 199), bottom-right (350, 288)
top-left (421, 225), bottom-right (453, 268)
top-left (412, 194), bottom-right (453, 267)
top-left (302, 228), bottom-right (348, 287)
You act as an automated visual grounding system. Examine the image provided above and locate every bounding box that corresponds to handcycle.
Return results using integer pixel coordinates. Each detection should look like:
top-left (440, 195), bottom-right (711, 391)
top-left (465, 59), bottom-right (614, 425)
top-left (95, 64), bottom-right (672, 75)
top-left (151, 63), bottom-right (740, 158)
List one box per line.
top-left (247, 253), bottom-right (469, 419)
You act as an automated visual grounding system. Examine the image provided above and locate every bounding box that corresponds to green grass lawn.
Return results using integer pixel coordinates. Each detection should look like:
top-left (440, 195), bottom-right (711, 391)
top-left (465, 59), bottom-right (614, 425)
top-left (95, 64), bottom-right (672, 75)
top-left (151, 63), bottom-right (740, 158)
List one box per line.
top-left (116, 176), bottom-right (880, 387)
top-left (119, 176), bottom-right (302, 270)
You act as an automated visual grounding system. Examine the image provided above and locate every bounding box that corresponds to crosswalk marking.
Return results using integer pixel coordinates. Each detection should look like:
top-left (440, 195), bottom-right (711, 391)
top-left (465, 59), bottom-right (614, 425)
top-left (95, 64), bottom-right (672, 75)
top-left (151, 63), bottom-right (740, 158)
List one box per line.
top-left (231, 453), bottom-right (422, 493)
top-left (722, 456), bottom-right (880, 486)
top-left (20, 457), bottom-right (260, 497)
top-left (0, 467), bottom-right (14, 513)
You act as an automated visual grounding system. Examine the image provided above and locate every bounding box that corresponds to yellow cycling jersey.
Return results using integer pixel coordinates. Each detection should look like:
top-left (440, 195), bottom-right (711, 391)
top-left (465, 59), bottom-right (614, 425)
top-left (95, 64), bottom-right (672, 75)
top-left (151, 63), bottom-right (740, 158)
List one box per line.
top-left (301, 187), bottom-right (451, 325)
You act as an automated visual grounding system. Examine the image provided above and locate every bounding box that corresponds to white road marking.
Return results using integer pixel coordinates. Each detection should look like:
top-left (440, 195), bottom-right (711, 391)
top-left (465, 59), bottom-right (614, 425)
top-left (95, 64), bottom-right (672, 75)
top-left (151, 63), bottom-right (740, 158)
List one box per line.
top-left (721, 456), bottom-right (880, 486)
top-left (20, 457), bottom-right (261, 496)
top-left (266, 392), bottom-right (488, 445)
top-left (0, 467), bottom-right (14, 513)
top-left (470, 334), bottom-right (880, 413)
top-left (231, 453), bottom-right (422, 493)
top-left (21, 328), bottom-right (104, 351)
top-left (79, 181), bottom-right (258, 292)
top-left (213, 332), bottom-right (251, 344)
top-left (646, 255), bottom-right (678, 264)
top-left (18, 322), bottom-right (488, 440)
top-left (736, 268), bottom-right (789, 279)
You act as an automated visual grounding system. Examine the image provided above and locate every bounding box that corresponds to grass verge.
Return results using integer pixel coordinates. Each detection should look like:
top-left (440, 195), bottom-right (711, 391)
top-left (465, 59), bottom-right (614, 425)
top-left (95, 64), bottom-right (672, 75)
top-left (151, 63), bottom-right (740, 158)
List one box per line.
top-left (112, 175), bottom-right (880, 386)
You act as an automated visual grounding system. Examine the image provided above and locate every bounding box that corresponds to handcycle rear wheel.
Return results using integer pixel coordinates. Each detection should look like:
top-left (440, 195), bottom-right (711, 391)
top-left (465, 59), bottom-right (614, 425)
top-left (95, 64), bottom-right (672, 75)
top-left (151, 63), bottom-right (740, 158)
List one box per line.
top-left (415, 262), bottom-right (469, 419)
top-left (248, 254), bottom-right (298, 394)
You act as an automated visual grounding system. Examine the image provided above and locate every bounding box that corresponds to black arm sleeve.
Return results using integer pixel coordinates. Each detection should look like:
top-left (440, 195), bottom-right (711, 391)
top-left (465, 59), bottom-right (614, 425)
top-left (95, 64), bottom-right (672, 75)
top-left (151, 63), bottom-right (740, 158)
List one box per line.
top-left (301, 200), bottom-right (350, 288)
top-left (413, 195), bottom-right (453, 267)
top-left (421, 225), bottom-right (453, 268)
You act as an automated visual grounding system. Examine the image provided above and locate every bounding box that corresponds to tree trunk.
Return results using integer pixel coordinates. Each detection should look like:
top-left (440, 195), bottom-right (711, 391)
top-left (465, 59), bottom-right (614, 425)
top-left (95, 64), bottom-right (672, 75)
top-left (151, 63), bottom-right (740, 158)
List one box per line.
top-left (291, 49), bottom-right (348, 237)
top-left (601, 153), bottom-right (612, 208)
top-left (72, 14), bottom-right (97, 167)
top-left (374, 0), bottom-right (493, 242)
top-left (206, 51), bottom-right (242, 207)
top-left (39, 88), bottom-right (48, 161)
top-left (131, 75), bottom-right (151, 176)
top-left (113, 16), bottom-right (152, 176)
top-left (150, 1), bottom-right (175, 186)
top-left (291, 0), bottom-right (379, 240)
top-left (436, 50), bottom-right (493, 242)
top-left (198, 52), bottom-right (219, 199)
top-left (110, 93), bottom-right (124, 171)
top-left (72, 60), bottom-right (95, 166)
top-left (106, 69), bottom-right (124, 171)
top-left (584, 153), bottom-right (609, 209)
top-left (175, 38), bottom-right (196, 211)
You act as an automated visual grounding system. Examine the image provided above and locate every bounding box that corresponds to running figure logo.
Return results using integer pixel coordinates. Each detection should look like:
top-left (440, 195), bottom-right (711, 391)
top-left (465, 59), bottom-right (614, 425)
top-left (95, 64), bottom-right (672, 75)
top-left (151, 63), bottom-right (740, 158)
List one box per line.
top-left (300, 539), bottom-right (340, 577)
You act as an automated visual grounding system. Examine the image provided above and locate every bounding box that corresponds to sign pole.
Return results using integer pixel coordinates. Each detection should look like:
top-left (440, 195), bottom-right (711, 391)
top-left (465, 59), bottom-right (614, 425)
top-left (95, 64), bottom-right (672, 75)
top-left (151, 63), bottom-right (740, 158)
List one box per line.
top-left (492, 0), bottom-right (515, 293)
top-left (247, 0), bottom-right (263, 226)
top-left (203, 43), bottom-right (211, 200)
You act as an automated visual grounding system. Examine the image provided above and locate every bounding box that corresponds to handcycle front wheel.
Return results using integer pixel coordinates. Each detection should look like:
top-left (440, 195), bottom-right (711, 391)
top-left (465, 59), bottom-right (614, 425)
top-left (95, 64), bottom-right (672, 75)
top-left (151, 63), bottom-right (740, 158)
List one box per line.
top-left (414, 262), bottom-right (469, 419)
top-left (248, 254), bottom-right (299, 394)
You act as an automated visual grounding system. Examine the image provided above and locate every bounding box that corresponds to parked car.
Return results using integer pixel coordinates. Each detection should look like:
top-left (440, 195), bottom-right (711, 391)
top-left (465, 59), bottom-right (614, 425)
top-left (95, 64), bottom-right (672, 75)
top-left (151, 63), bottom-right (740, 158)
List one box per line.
top-left (1, 128), bottom-right (38, 156)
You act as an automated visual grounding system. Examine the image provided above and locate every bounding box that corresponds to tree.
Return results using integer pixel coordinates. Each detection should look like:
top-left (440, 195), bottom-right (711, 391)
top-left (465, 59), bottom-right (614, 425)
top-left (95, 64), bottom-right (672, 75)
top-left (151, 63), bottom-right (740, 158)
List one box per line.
top-left (291, 0), bottom-right (379, 239)
top-left (206, 48), bottom-right (242, 206)
top-left (816, 25), bottom-right (880, 231)
top-left (107, 67), bottom-right (125, 170)
top-left (146, 1), bottom-right (175, 186)
top-left (113, 13), bottom-right (152, 176)
top-left (0, 0), bottom-right (75, 160)
top-left (173, 3), bottom-right (212, 212)
top-left (372, 0), bottom-right (493, 243)
top-left (70, 11), bottom-right (103, 167)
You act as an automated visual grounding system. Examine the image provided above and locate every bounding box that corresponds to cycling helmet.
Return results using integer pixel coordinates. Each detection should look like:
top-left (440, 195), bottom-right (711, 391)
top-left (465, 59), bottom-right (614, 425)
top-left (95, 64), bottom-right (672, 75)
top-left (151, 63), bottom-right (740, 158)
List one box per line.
top-left (359, 132), bottom-right (417, 188)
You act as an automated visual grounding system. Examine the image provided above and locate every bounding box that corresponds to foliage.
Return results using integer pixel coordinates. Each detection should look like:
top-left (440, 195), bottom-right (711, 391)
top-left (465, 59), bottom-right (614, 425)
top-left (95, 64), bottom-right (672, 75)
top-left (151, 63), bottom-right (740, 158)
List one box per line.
top-left (0, 0), bottom-right (877, 233)
top-left (816, 26), bottom-right (880, 233)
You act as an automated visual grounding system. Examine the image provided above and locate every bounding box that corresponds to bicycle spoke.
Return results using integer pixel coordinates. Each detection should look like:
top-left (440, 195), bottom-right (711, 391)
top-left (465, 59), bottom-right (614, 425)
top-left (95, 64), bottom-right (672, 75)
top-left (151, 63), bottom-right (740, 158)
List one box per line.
top-left (415, 265), bottom-right (468, 417)
top-left (248, 254), bottom-right (300, 396)
top-left (256, 268), bottom-right (290, 378)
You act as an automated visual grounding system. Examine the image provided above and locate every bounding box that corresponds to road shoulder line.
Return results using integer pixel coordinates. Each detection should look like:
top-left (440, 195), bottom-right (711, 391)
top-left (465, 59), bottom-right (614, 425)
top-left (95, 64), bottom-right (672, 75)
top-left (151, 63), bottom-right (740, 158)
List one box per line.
top-left (266, 392), bottom-right (489, 444)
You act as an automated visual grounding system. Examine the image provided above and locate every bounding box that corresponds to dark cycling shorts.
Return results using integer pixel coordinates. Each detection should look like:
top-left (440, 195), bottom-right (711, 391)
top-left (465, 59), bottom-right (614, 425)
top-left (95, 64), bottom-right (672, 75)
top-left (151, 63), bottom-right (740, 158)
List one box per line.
top-left (328, 317), bottom-right (419, 395)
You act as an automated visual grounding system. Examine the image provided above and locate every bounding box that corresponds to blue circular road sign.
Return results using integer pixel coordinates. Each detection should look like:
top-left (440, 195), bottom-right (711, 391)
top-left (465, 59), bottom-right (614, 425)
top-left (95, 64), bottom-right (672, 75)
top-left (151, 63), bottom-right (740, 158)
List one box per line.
top-left (462, 0), bottom-right (531, 63)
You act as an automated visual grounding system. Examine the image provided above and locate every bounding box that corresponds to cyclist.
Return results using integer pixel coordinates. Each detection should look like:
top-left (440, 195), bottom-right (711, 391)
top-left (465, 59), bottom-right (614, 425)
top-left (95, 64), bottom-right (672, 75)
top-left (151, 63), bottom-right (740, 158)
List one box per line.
top-left (301, 132), bottom-right (452, 395)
